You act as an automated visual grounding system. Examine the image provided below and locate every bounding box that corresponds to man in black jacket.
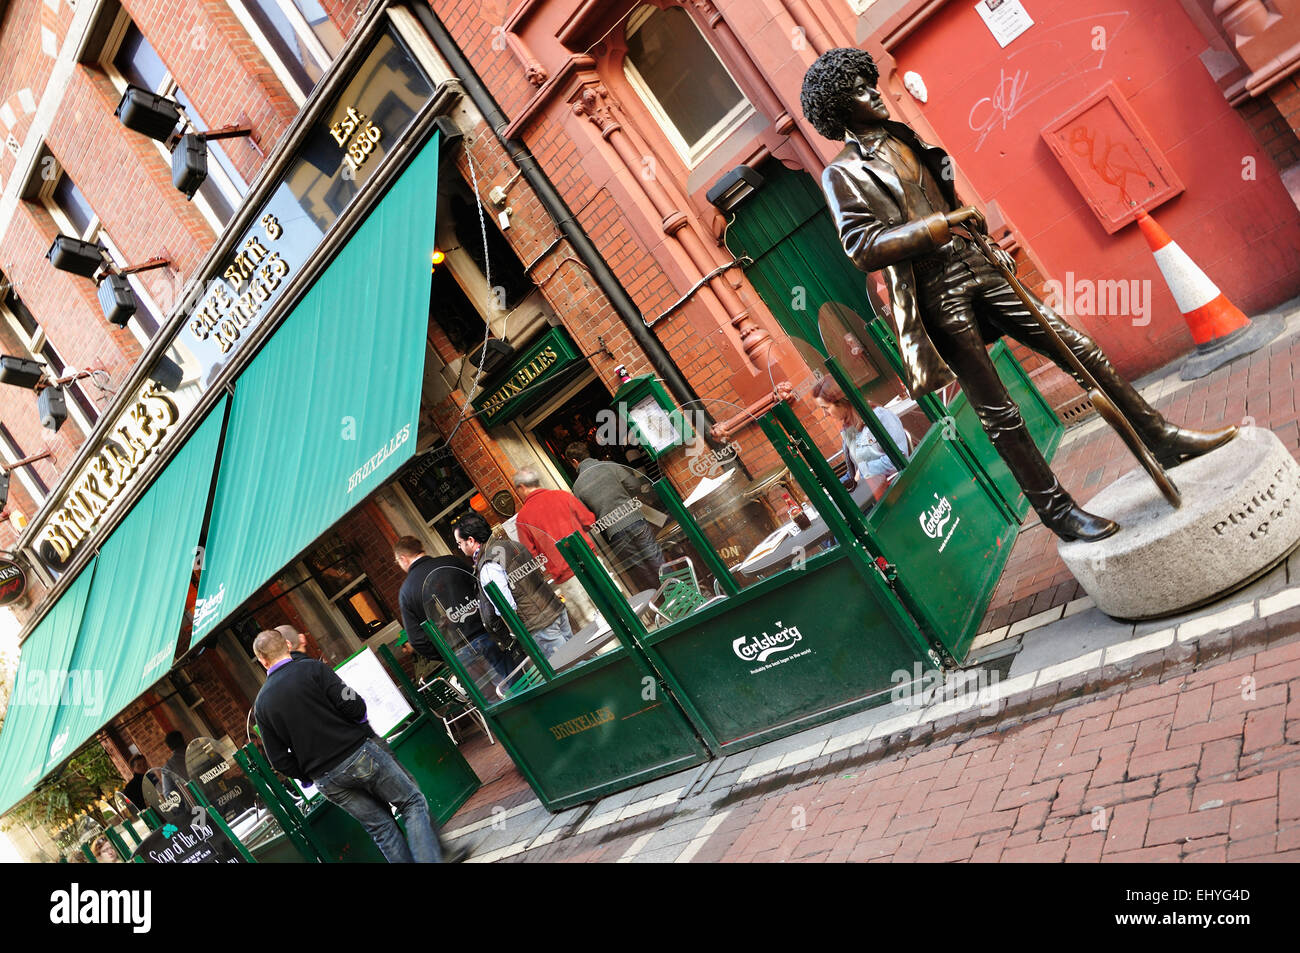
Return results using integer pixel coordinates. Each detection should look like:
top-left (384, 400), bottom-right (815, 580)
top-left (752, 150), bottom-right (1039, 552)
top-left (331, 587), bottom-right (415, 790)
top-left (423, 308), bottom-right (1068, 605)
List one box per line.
top-left (251, 630), bottom-right (449, 863)
top-left (393, 535), bottom-right (520, 680)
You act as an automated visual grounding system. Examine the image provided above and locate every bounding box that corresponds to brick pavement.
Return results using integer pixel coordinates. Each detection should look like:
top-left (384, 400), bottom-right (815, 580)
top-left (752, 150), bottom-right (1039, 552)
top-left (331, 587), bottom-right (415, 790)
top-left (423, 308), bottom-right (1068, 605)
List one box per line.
top-left (481, 618), bottom-right (1300, 863)
top-left (980, 307), bottom-right (1300, 635)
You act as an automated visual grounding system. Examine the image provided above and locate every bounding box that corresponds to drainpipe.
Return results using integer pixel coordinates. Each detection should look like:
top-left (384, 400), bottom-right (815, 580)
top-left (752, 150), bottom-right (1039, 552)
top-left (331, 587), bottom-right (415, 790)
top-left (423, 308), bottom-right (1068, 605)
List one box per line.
top-left (410, 3), bottom-right (714, 432)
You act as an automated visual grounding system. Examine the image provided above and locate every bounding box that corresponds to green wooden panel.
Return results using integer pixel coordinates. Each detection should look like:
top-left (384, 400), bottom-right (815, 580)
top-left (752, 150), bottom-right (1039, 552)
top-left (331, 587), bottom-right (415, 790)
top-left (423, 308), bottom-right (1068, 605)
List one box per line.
top-left (946, 341), bottom-right (1065, 519)
top-left (388, 715), bottom-right (480, 826)
top-left (867, 426), bottom-right (1019, 661)
top-left (487, 652), bottom-right (709, 811)
top-left (300, 799), bottom-right (388, 863)
top-left (640, 550), bottom-right (929, 751)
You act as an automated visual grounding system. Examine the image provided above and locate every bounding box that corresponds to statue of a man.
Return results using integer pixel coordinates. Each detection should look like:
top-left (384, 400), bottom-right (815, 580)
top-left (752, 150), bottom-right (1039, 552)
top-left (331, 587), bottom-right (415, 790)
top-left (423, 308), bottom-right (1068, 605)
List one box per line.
top-left (800, 48), bottom-right (1235, 542)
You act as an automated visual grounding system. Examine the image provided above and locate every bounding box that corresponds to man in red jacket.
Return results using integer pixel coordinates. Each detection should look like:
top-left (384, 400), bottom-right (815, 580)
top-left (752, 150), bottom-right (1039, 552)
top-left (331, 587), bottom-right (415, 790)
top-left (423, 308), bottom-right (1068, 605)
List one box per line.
top-left (512, 467), bottom-right (599, 631)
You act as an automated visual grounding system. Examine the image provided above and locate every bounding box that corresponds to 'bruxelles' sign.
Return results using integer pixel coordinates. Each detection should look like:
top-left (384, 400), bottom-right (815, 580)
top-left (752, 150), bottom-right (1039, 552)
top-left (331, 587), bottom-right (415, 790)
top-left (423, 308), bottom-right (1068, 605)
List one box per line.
top-left (37, 383), bottom-right (179, 570)
top-left (472, 328), bottom-right (582, 426)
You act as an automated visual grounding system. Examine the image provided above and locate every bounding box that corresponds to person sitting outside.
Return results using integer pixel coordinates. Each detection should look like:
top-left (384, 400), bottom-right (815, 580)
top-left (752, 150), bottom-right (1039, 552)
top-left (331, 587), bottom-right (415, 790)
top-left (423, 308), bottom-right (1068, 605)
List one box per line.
top-left (512, 467), bottom-right (599, 631)
top-left (811, 377), bottom-right (911, 492)
top-left (452, 513), bottom-right (573, 663)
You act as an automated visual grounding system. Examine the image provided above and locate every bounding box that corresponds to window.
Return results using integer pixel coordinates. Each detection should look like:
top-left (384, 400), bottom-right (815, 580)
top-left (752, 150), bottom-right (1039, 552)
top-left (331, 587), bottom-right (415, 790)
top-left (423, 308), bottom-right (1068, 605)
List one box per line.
top-left (303, 533), bottom-right (393, 641)
top-left (0, 273), bottom-right (99, 435)
top-left (42, 168), bottom-right (163, 344)
top-left (228, 0), bottom-right (343, 103)
top-left (623, 5), bottom-right (755, 167)
top-left (106, 17), bottom-right (248, 231)
top-left (0, 424), bottom-right (49, 506)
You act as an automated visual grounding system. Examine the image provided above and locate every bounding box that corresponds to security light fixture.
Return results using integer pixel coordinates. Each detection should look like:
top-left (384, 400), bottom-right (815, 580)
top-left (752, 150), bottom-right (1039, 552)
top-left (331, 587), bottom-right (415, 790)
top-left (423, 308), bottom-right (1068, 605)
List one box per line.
top-left (37, 385), bottom-right (67, 432)
top-left (0, 470), bottom-right (8, 509)
top-left (97, 273), bottom-right (136, 327)
top-left (0, 355), bottom-right (46, 389)
top-left (171, 126), bottom-right (254, 201)
top-left (46, 235), bottom-right (106, 277)
top-left (115, 85), bottom-right (183, 143)
top-left (468, 338), bottom-right (515, 376)
top-left (706, 165), bottom-right (766, 212)
top-left (0, 451), bottom-right (52, 509)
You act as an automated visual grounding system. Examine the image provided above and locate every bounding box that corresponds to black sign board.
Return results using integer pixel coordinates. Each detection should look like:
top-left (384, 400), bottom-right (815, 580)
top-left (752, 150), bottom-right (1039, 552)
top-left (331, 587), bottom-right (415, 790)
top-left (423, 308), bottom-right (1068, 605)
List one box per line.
top-left (131, 807), bottom-right (245, 864)
top-left (0, 558), bottom-right (24, 606)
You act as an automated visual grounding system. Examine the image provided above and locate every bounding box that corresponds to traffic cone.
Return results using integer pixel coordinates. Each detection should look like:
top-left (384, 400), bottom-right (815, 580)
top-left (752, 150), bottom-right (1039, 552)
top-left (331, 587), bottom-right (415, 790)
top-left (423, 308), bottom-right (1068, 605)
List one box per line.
top-left (1134, 209), bottom-right (1282, 380)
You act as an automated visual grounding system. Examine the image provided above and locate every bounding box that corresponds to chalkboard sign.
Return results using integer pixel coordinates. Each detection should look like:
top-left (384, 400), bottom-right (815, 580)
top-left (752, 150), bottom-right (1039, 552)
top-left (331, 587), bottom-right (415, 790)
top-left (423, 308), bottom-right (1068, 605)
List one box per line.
top-left (131, 808), bottom-right (245, 864)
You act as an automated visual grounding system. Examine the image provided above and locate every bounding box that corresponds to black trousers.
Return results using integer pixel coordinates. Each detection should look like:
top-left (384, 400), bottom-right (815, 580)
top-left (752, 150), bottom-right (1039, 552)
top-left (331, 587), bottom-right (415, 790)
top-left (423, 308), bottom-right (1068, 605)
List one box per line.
top-left (913, 238), bottom-right (1146, 521)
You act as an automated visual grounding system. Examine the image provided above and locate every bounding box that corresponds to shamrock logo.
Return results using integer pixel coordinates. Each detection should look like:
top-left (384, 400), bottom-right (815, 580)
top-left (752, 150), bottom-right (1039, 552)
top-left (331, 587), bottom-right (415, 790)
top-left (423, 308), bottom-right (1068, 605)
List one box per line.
top-left (162, 824), bottom-right (180, 839)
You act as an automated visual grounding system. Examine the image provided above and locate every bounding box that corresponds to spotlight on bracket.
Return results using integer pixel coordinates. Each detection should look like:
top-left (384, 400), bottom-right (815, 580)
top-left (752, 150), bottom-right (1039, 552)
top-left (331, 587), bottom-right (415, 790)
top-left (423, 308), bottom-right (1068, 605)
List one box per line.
top-left (171, 125), bottom-right (253, 200)
top-left (46, 235), bottom-right (106, 278)
top-left (0, 355), bottom-right (46, 389)
top-left (37, 385), bottom-right (67, 432)
top-left (92, 257), bottom-right (169, 327)
top-left (115, 85), bottom-right (183, 142)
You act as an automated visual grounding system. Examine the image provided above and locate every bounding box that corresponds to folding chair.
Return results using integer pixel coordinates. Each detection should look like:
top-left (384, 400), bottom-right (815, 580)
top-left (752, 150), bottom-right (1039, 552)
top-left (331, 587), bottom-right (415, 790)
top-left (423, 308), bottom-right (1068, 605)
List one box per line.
top-left (495, 658), bottom-right (544, 700)
top-left (419, 675), bottom-right (494, 745)
top-left (649, 556), bottom-right (708, 623)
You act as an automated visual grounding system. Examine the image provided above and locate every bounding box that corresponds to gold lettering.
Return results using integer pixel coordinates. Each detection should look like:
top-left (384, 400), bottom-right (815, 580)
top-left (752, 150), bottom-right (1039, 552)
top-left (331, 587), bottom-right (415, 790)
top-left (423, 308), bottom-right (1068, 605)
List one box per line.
top-left (269, 255), bottom-right (289, 278)
top-left (40, 528), bottom-right (71, 563)
top-left (89, 458), bottom-right (118, 498)
top-left (139, 387), bottom-right (179, 431)
top-left (223, 264), bottom-right (245, 292)
top-left (261, 214), bottom-right (282, 240)
top-left (244, 236), bottom-right (268, 264)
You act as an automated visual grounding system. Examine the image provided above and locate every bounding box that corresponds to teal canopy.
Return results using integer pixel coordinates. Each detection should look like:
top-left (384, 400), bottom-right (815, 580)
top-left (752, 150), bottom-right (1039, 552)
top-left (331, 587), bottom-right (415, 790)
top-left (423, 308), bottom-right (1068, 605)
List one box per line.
top-left (0, 565), bottom-right (96, 815)
top-left (192, 133), bottom-right (440, 639)
top-left (42, 400), bottom-right (228, 778)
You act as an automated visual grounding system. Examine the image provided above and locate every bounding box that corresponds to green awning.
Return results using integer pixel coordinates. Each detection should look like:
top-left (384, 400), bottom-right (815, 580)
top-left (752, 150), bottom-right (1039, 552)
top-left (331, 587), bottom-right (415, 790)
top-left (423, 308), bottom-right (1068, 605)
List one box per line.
top-left (42, 399), bottom-right (228, 775)
top-left (192, 134), bottom-right (441, 639)
top-left (0, 565), bottom-right (96, 815)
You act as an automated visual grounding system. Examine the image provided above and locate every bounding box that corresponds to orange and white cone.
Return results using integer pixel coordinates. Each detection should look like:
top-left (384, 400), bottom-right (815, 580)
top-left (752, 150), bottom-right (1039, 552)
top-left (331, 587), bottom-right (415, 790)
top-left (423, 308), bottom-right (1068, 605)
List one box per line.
top-left (1134, 209), bottom-right (1281, 379)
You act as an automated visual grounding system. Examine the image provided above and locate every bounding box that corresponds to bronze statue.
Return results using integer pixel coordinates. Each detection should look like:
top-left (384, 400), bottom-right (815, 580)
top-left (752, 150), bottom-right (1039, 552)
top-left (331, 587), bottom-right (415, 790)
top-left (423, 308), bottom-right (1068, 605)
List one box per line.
top-left (800, 48), bottom-right (1235, 542)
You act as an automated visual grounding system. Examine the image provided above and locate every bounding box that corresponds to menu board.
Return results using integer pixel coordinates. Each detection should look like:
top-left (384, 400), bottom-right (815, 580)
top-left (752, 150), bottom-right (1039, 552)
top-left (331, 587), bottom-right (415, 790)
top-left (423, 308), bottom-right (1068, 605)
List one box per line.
top-left (335, 647), bottom-right (415, 738)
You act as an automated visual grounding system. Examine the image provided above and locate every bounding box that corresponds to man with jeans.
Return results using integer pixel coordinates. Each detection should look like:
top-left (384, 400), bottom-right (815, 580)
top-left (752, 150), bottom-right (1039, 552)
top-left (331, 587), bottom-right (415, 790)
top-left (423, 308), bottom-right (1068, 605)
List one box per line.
top-left (452, 513), bottom-right (573, 661)
top-left (251, 630), bottom-right (462, 863)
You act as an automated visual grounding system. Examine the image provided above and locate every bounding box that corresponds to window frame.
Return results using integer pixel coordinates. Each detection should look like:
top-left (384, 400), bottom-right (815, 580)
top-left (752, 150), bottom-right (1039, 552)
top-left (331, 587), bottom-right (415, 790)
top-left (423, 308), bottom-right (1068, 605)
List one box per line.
top-left (100, 10), bottom-right (248, 234)
top-left (0, 424), bottom-right (50, 508)
top-left (621, 4), bottom-right (757, 169)
top-left (224, 0), bottom-right (339, 105)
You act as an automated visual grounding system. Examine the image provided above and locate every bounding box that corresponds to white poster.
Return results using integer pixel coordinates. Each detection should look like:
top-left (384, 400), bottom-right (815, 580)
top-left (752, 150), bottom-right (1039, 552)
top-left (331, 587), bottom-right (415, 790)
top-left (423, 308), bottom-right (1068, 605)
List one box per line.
top-left (335, 647), bottom-right (415, 738)
top-left (975, 0), bottom-right (1034, 48)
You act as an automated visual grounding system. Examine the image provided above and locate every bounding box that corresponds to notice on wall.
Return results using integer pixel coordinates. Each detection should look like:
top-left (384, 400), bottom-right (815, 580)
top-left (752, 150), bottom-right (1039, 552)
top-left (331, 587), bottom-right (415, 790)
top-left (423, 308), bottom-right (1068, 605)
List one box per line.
top-left (335, 647), bottom-right (415, 738)
top-left (974, 0), bottom-right (1034, 48)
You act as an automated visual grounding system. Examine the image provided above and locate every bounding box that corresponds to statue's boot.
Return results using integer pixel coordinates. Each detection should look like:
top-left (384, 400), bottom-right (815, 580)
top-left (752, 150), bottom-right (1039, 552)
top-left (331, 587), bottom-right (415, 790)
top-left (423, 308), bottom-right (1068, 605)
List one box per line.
top-left (1071, 345), bottom-right (1238, 468)
top-left (977, 391), bottom-right (1119, 543)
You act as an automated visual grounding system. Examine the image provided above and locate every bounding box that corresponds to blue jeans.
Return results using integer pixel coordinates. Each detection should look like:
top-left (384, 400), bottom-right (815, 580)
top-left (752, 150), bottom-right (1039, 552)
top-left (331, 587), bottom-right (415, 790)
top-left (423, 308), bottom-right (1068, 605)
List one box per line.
top-left (313, 738), bottom-right (442, 863)
top-left (469, 632), bottom-right (520, 680)
top-left (531, 611), bottom-right (573, 658)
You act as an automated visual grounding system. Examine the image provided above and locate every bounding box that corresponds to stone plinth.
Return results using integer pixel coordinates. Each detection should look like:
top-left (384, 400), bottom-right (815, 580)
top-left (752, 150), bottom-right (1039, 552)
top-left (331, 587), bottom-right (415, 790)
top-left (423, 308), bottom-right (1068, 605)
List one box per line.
top-left (1058, 427), bottom-right (1300, 620)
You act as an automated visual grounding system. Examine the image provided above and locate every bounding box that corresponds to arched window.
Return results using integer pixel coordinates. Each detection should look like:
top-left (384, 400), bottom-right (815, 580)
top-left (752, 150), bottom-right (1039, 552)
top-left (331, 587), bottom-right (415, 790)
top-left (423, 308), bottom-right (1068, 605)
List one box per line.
top-left (623, 5), bottom-right (755, 167)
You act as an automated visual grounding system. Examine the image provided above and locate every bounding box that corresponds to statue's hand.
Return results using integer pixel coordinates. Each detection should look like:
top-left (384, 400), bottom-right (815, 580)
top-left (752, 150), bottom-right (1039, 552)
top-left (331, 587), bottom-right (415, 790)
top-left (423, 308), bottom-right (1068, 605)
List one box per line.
top-left (946, 205), bottom-right (987, 234)
top-left (991, 247), bottom-right (1017, 274)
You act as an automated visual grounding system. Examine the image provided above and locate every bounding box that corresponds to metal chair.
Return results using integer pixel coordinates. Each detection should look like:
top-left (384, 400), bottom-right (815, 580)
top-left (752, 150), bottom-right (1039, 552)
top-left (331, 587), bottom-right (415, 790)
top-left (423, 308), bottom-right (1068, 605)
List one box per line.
top-left (419, 675), bottom-right (494, 745)
top-left (495, 658), bottom-right (544, 700)
top-left (649, 556), bottom-right (708, 623)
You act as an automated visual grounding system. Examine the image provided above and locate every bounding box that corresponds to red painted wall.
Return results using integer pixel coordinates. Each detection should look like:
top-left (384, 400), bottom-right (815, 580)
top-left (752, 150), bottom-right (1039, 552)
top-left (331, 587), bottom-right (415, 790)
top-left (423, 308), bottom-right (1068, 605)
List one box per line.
top-left (888, 0), bottom-right (1300, 379)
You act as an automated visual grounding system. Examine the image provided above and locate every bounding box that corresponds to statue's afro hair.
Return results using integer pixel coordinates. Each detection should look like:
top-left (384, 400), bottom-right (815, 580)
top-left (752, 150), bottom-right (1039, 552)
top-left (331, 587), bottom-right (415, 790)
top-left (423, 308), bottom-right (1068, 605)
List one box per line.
top-left (800, 48), bottom-right (880, 141)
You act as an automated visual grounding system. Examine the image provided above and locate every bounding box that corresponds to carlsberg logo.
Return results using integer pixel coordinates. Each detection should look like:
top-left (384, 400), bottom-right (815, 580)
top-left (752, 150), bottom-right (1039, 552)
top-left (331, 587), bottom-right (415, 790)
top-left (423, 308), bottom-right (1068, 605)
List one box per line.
top-left (733, 622), bottom-right (803, 662)
top-left (919, 494), bottom-right (952, 539)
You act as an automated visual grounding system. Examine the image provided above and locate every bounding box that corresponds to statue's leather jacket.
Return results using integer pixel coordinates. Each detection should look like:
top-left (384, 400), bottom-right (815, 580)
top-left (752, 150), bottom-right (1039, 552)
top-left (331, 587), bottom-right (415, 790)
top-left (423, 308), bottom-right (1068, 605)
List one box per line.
top-left (820, 120), bottom-right (967, 397)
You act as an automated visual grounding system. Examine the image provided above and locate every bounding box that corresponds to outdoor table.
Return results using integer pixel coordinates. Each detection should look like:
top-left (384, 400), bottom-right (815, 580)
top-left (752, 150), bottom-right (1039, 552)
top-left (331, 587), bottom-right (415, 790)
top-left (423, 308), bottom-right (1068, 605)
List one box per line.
top-left (548, 589), bottom-right (657, 670)
top-left (736, 477), bottom-right (886, 575)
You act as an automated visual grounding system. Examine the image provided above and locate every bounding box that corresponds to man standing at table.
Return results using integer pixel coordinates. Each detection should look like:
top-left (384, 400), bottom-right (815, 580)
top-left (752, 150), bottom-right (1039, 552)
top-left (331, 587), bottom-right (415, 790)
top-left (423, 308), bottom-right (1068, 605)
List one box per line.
top-left (251, 630), bottom-right (462, 863)
top-left (512, 468), bottom-right (599, 631)
top-left (567, 444), bottom-right (664, 592)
